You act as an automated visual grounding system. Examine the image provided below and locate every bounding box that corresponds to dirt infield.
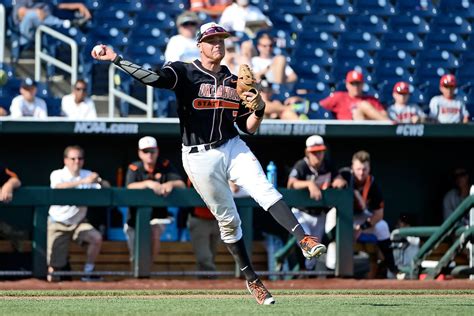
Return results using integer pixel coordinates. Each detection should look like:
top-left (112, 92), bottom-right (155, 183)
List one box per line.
top-left (0, 278), bottom-right (473, 290)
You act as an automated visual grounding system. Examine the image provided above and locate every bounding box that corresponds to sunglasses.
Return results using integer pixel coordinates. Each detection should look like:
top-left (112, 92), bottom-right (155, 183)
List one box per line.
top-left (142, 148), bottom-right (157, 154)
top-left (197, 26), bottom-right (228, 42)
top-left (67, 157), bottom-right (84, 161)
top-left (181, 22), bottom-right (197, 27)
top-left (259, 43), bottom-right (273, 48)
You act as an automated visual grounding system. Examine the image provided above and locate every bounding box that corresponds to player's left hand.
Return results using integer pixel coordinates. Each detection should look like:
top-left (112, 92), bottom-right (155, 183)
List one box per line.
top-left (91, 44), bottom-right (117, 61)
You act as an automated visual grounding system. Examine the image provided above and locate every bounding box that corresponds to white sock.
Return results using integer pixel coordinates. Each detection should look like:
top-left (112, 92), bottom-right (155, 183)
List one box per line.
top-left (84, 263), bottom-right (95, 273)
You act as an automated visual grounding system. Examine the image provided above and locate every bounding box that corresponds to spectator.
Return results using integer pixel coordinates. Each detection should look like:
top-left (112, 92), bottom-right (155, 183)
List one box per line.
top-left (13, 1), bottom-right (91, 47)
top-left (429, 74), bottom-right (470, 124)
top-left (164, 11), bottom-right (201, 63)
top-left (0, 162), bottom-right (21, 204)
top-left (259, 79), bottom-right (299, 119)
top-left (391, 213), bottom-right (420, 276)
top-left (331, 150), bottom-right (397, 278)
top-left (9, 78), bottom-right (48, 118)
top-left (0, 107), bottom-right (7, 116)
top-left (286, 135), bottom-right (343, 270)
top-left (320, 70), bottom-right (389, 121)
top-left (387, 81), bottom-right (426, 124)
top-left (124, 136), bottom-right (186, 265)
top-left (186, 179), bottom-right (221, 277)
top-left (47, 145), bottom-right (110, 282)
top-left (190, 0), bottom-right (232, 19)
top-left (61, 79), bottom-right (97, 119)
top-left (221, 38), bottom-right (254, 74)
top-left (219, 0), bottom-right (272, 34)
top-left (251, 33), bottom-right (297, 87)
top-left (443, 168), bottom-right (472, 226)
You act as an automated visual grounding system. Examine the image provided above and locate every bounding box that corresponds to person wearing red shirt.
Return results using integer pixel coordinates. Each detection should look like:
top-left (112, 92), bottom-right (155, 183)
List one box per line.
top-left (320, 70), bottom-right (389, 121)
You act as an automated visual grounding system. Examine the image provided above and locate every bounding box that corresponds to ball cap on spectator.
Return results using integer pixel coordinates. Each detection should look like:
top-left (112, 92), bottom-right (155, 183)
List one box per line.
top-left (138, 136), bottom-right (158, 150)
top-left (176, 11), bottom-right (200, 26)
top-left (346, 70), bottom-right (364, 83)
top-left (21, 77), bottom-right (36, 89)
top-left (196, 22), bottom-right (230, 43)
top-left (306, 135), bottom-right (326, 152)
top-left (393, 81), bottom-right (410, 94)
top-left (440, 74), bottom-right (456, 87)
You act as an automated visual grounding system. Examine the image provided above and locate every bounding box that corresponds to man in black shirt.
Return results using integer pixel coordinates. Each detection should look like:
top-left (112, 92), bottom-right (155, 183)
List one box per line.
top-left (92, 22), bottom-right (326, 305)
top-left (125, 136), bottom-right (185, 264)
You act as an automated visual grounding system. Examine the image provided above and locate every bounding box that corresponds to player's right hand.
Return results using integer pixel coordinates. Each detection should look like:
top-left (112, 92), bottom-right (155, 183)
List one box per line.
top-left (90, 44), bottom-right (117, 61)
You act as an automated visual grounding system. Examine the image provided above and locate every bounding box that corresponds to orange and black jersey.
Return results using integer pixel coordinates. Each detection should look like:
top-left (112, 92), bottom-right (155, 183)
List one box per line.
top-left (0, 162), bottom-right (18, 186)
top-left (113, 57), bottom-right (254, 146)
top-left (339, 167), bottom-right (384, 214)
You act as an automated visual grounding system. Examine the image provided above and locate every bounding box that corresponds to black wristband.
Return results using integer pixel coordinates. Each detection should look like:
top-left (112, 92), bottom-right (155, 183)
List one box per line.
top-left (359, 220), bottom-right (372, 230)
top-left (254, 105), bottom-right (265, 118)
top-left (112, 54), bottom-right (122, 65)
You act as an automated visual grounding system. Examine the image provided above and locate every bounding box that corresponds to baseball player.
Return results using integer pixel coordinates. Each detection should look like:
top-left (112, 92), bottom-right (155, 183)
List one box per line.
top-left (429, 74), bottom-right (470, 124)
top-left (92, 22), bottom-right (326, 305)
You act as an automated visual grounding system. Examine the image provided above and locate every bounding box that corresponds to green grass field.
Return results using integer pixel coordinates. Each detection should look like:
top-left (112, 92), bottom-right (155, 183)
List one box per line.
top-left (0, 290), bottom-right (473, 316)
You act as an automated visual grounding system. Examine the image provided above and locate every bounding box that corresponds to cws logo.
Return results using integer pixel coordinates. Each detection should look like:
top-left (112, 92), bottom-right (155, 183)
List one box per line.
top-left (74, 122), bottom-right (139, 134)
top-left (395, 124), bottom-right (424, 137)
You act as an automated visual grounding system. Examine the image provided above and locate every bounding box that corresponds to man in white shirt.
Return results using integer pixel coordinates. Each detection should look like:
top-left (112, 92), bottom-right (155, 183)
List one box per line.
top-left (47, 145), bottom-right (110, 282)
top-left (164, 11), bottom-right (201, 63)
top-left (9, 78), bottom-right (48, 118)
top-left (219, 0), bottom-right (272, 34)
top-left (61, 79), bottom-right (97, 119)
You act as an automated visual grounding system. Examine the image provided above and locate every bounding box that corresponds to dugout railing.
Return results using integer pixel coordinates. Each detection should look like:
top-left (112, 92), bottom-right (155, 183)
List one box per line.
top-left (0, 187), bottom-right (353, 279)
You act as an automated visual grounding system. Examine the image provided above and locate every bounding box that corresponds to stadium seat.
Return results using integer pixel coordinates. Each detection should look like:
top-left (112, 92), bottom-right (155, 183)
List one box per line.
top-left (126, 42), bottom-right (166, 68)
top-left (107, 0), bottom-right (144, 14)
top-left (396, 0), bottom-right (438, 18)
top-left (374, 65), bottom-right (416, 87)
top-left (375, 49), bottom-right (417, 71)
top-left (417, 50), bottom-right (460, 71)
top-left (415, 68), bottom-right (449, 88)
top-left (339, 32), bottom-right (381, 52)
top-left (291, 63), bottom-right (333, 84)
top-left (381, 32), bottom-right (424, 52)
top-left (424, 33), bottom-right (467, 53)
top-left (378, 82), bottom-right (426, 106)
top-left (387, 14), bottom-right (430, 35)
top-left (92, 9), bottom-right (136, 32)
top-left (334, 48), bottom-right (375, 68)
top-left (354, 0), bottom-right (397, 17)
top-left (43, 97), bottom-right (62, 117)
top-left (438, 0), bottom-right (474, 19)
top-left (456, 61), bottom-right (474, 84)
top-left (267, 12), bottom-right (303, 34)
top-left (430, 15), bottom-right (472, 36)
top-left (268, 0), bottom-right (312, 17)
top-left (134, 10), bottom-right (176, 34)
top-left (295, 32), bottom-right (338, 52)
top-left (0, 96), bottom-right (13, 114)
top-left (346, 14), bottom-right (388, 35)
top-left (293, 79), bottom-right (331, 96)
top-left (290, 49), bottom-right (334, 68)
top-left (152, 1), bottom-right (188, 15)
top-left (301, 14), bottom-right (346, 34)
top-left (311, 0), bottom-right (355, 16)
top-left (250, 0), bottom-right (270, 13)
top-left (128, 25), bottom-right (170, 50)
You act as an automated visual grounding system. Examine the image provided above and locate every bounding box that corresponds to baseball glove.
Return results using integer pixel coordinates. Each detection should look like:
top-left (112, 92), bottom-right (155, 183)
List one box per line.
top-left (237, 64), bottom-right (264, 111)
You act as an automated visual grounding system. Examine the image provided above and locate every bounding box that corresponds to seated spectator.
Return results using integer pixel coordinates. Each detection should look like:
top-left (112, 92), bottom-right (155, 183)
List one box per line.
top-left (331, 150), bottom-right (397, 278)
top-left (164, 11), bottom-right (201, 63)
top-left (9, 78), bottom-right (48, 118)
top-left (443, 168), bottom-right (472, 226)
top-left (429, 74), bottom-right (470, 124)
top-left (190, 0), bottom-right (232, 19)
top-left (13, 1), bottom-right (91, 47)
top-left (251, 33), bottom-right (297, 87)
top-left (260, 80), bottom-right (299, 120)
top-left (219, 0), bottom-right (272, 35)
top-left (387, 81), bottom-right (426, 124)
top-left (124, 136), bottom-right (186, 265)
top-left (61, 79), bottom-right (97, 119)
top-left (0, 107), bottom-right (7, 116)
top-left (320, 70), bottom-right (389, 121)
top-left (221, 38), bottom-right (254, 75)
top-left (47, 145), bottom-right (110, 282)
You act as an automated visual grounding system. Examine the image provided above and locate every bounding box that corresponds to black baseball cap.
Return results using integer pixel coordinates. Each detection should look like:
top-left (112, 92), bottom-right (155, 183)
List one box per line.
top-left (21, 77), bottom-right (36, 89)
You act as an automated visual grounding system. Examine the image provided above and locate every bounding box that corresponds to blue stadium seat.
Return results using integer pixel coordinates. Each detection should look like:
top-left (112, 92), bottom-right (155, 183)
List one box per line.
top-left (107, 0), bottom-right (144, 14)
top-left (295, 32), bottom-right (338, 51)
top-left (267, 12), bottom-right (303, 33)
top-left (424, 33), bottom-right (467, 53)
top-left (290, 49), bottom-right (334, 68)
top-left (374, 66), bottom-right (416, 87)
top-left (271, 29), bottom-right (298, 51)
top-left (431, 15), bottom-right (472, 36)
top-left (382, 32), bottom-right (424, 52)
top-left (0, 96), bottom-right (13, 114)
top-left (35, 82), bottom-right (52, 98)
top-left (0, 63), bottom-right (15, 79)
top-left (346, 14), bottom-right (388, 35)
top-left (354, 0), bottom-right (397, 17)
top-left (311, 0), bottom-right (355, 16)
top-left (0, 78), bottom-right (21, 98)
top-left (339, 32), bottom-right (381, 52)
top-left (415, 68), bottom-right (449, 88)
top-left (334, 48), bottom-right (375, 68)
top-left (134, 10), bottom-right (176, 34)
top-left (375, 49), bottom-right (417, 70)
top-left (126, 42), bottom-right (166, 68)
top-left (152, 1), bottom-right (188, 15)
top-left (43, 97), bottom-right (62, 117)
top-left (378, 82), bottom-right (426, 106)
top-left (128, 25), bottom-right (170, 50)
top-left (396, 0), bottom-right (438, 18)
top-left (291, 63), bottom-right (333, 84)
top-left (301, 14), bottom-right (346, 34)
top-left (293, 79), bottom-right (331, 97)
top-left (92, 9), bottom-right (136, 32)
top-left (250, 0), bottom-right (270, 13)
top-left (388, 14), bottom-right (430, 35)
top-left (456, 61), bottom-right (474, 84)
top-left (417, 50), bottom-right (460, 71)
top-left (438, 0), bottom-right (474, 19)
top-left (268, 0), bottom-right (311, 16)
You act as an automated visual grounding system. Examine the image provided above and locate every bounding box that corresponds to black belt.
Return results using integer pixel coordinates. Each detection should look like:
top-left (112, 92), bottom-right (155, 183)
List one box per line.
top-left (189, 138), bottom-right (229, 153)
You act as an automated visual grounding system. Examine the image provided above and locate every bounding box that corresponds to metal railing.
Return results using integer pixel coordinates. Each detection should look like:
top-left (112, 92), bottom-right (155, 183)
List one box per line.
top-left (34, 25), bottom-right (78, 85)
top-left (0, 4), bottom-right (5, 64)
top-left (0, 187), bottom-right (354, 279)
top-left (108, 64), bottom-right (154, 118)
